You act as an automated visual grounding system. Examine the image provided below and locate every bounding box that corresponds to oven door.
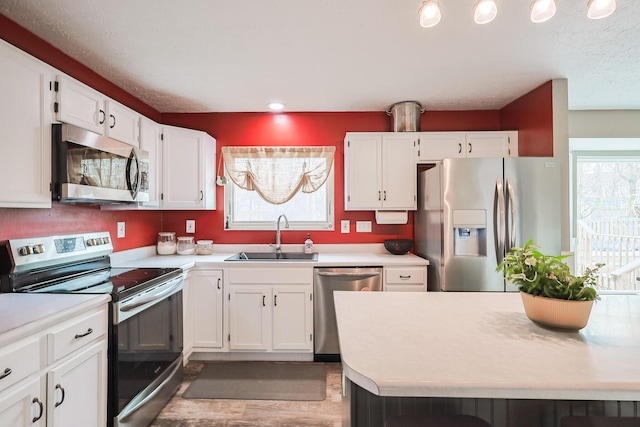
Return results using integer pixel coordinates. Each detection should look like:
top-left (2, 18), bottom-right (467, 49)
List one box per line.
top-left (112, 276), bottom-right (183, 427)
top-left (52, 123), bottom-right (150, 203)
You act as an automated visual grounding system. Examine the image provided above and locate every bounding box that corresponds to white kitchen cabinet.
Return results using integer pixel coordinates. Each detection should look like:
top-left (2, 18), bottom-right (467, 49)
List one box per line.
top-left (0, 376), bottom-right (45, 426)
top-left (46, 340), bottom-right (107, 427)
top-left (54, 74), bottom-right (140, 147)
top-left (344, 132), bottom-right (417, 210)
top-left (161, 125), bottom-right (216, 210)
top-left (138, 117), bottom-right (163, 208)
top-left (226, 268), bottom-right (313, 353)
top-left (384, 266), bottom-right (427, 292)
top-left (0, 40), bottom-right (53, 208)
top-left (0, 302), bottom-right (108, 427)
top-left (190, 269), bottom-right (224, 350)
top-left (417, 131), bottom-right (518, 162)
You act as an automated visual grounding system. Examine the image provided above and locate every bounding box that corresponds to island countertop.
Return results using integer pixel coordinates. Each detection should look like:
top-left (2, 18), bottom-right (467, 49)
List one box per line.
top-left (335, 291), bottom-right (640, 402)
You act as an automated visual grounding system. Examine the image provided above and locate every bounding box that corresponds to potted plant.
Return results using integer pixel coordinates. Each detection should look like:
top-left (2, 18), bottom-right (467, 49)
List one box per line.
top-left (496, 239), bottom-right (603, 330)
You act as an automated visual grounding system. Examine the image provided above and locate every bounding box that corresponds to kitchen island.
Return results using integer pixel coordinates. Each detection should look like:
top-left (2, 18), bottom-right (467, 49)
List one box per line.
top-left (335, 292), bottom-right (640, 427)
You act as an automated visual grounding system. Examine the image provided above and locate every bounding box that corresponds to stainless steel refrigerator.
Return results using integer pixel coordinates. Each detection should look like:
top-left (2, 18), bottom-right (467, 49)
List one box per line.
top-left (415, 157), bottom-right (561, 292)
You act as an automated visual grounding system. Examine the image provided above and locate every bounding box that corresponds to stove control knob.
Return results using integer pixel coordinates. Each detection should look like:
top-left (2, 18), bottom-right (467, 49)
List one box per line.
top-left (17, 246), bottom-right (32, 256)
top-left (86, 238), bottom-right (96, 247)
top-left (103, 236), bottom-right (110, 244)
top-left (32, 244), bottom-right (45, 254)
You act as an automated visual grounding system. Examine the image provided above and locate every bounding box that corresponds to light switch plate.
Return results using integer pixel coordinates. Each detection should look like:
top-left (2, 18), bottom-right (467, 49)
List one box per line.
top-left (186, 220), bottom-right (195, 233)
top-left (117, 222), bottom-right (125, 238)
top-left (356, 221), bottom-right (372, 232)
top-left (341, 220), bottom-right (350, 233)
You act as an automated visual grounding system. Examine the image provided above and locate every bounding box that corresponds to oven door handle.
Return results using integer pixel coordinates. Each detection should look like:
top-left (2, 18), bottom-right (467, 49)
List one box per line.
top-left (120, 278), bottom-right (183, 312)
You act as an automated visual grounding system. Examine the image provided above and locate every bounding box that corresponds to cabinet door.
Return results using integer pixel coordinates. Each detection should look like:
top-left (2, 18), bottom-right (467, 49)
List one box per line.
top-left (465, 131), bottom-right (510, 158)
top-left (139, 117), bottom-right (162, 208)
top-left (0, 376), bottom-right (45, 427)
top-left (344, 133), bottom-right (382, 210)
top-left (272, 286), bottom-right (312, 351)
top-left (0, 41), bottom-right (52, 208)
top-left (47, 340), bottom-right (107, 427)
top-left (228, 286), bottom-right (269, 351)
top-left (55, 74), bottom-right (105, 134)
top-left (417, 132), bottom-right (466, 161)
top-left (105, 99), bottom-right (140, 147)
top-left (191, 270), bottom-right (223, 349)
top-left (381, 134), bottom-right (417, 209)
top-left (162, 125), bottom-right (206, 209)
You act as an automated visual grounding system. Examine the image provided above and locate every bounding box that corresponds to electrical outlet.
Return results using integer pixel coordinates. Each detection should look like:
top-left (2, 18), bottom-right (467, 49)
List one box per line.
top-left (341, 220), bottom-right (350, 233)
top-left (186, 220), bottom-right (195, 233)
top-left (356, 221), bottom-right (372, 233)
top-left (117, 222), bottom-right (125, 238)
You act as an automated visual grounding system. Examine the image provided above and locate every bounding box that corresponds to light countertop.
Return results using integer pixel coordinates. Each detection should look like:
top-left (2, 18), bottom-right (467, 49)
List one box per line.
top-left (110, 243), bottom-right (429, 270)
top-left (0, 293), bottom-right (110, 345)
top-left (334, 291), bottom-right (640, 401)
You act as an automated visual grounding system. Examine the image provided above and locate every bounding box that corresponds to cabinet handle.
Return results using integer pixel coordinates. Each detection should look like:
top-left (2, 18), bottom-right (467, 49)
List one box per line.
top-left (468, 142), bottom-right (472, 153)
top-left (109, 114), bottom-right (116, 129)
top-left (378, 191), bottom-right (381, 201)
top-left (200, 190), bottom-right (204, 201)
top-left (54, 384), bottom-right (66, 407)
top-left (217, 278), bottom-right (221, 290)
top-left (399, 275), bottom-right (411, 280)
top-left (383, 191), bottom-right (387, 201)
top-left (274, 295), bottom-right (277, 306)
top-left (262, 295), bottom-right (266, 307)
top-left (99, 109), bottom-right (106, 124)
top-left (458, 143), bottom-right (462, 153)
top-left (32, 397), bottom-right (44, 422)
top-left (74, 328), bottom-right (93, 339)
top-left (0, 368), bottom-right (11, 380)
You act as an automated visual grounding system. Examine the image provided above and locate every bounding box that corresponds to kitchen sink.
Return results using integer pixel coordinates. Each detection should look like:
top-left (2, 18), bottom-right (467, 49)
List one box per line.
top-left (224, 251), bottom-right (318, 261)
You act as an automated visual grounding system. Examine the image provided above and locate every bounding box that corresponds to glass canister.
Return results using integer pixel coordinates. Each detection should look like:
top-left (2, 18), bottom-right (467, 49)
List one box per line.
top-left (177, 236), bottom-right (195, 255)
top-left (196, 240), bottom-right (214, 255)
top-left (157, 232), bottom-right (177, 255)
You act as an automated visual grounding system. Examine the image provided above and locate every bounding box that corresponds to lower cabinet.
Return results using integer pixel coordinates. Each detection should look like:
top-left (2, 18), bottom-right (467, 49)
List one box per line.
top-left (191, 269), bottom-right (223, 349)
top-left (384, 266), bottom-right (428, 292)
top-left (227, 268), bottom-right (313, 353)
top-left (0, 304), bottom-right (108, 427)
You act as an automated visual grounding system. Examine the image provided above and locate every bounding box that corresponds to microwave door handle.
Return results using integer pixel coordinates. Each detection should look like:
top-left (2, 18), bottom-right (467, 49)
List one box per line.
top-left (126, 149), bottom-right (141, 200)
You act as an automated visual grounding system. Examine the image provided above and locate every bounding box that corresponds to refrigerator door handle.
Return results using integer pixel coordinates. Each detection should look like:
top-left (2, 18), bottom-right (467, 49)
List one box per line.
top-left (493, 178), bottom-right (506, 265)
top-left (506, 179), bottom-right (517, 250)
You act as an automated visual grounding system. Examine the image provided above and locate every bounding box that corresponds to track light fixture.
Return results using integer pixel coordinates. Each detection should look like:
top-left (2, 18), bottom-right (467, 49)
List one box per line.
top-left (419, 0), bottom-right (617, 27)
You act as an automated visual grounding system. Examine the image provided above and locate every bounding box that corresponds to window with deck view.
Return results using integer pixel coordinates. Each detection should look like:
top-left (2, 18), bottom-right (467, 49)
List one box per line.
top-left (571, 145), bottom-right (640, 291)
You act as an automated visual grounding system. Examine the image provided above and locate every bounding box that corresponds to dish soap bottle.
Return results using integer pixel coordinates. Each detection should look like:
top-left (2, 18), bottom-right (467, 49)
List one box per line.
top-left (304, 233), bottom-right (314, 254)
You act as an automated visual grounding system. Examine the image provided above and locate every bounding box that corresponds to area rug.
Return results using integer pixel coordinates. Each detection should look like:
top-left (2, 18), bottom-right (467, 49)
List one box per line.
top-left (182, 362), bottom-right (327, 401)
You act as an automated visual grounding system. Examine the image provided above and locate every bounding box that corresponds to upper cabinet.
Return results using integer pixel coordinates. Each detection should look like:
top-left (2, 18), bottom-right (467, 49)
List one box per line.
top-left (344, 132), bottom-right (417, 211)
top-left (138, 117), bottom-right (163, 208)
top-left (54, 75), bottom-right (141, 147)
top-left (161, 125), bottom-right (216, 210)
top-left (0, 40), bottom-right (53, 208)
top-left (417, 131), bottom-right (518, 162)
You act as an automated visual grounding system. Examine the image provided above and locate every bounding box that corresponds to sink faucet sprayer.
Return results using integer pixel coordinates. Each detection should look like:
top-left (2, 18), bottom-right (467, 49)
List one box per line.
top-left (272, 214), bottom-right (290, 253)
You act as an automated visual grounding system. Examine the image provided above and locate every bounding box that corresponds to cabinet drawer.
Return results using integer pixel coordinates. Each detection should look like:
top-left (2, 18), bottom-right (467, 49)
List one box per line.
top-left (0, 338), bottom-right (40, 393)
top-left (385, 267), bottom-right (426, 284)
top-left (47, 308), bottom-right (108, 363)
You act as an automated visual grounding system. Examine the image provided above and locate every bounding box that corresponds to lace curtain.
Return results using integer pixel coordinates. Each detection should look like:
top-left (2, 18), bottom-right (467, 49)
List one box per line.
top-left (221, 146), bottom-right (335, 205)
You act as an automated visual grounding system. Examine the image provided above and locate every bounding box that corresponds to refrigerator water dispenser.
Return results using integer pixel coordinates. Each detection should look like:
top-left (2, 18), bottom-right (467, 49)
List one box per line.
top-left (452, 209), bottom-right (487, 257)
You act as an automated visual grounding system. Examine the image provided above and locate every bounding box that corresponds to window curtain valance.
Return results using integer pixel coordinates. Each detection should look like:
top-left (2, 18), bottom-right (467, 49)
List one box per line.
top-left (222, 146), bottom-right (335, 205)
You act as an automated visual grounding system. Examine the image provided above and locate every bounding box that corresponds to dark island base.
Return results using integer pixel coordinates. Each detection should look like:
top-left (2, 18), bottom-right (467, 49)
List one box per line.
top-left (343, 380), bottom-right (640, 427)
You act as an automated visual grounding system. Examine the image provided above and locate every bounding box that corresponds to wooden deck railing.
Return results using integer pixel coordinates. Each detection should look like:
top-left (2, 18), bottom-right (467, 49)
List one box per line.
top-left (576, 219), bottom-right (640, 291)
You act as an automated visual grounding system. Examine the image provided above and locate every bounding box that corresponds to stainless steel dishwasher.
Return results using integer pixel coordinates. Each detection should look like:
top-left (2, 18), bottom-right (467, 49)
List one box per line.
top-left (313, 266), bottom-right (383, 361)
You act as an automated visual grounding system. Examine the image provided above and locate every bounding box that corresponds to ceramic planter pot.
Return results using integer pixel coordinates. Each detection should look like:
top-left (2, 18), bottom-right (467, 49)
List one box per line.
top-left (520, 291), bottom-right (594, 330)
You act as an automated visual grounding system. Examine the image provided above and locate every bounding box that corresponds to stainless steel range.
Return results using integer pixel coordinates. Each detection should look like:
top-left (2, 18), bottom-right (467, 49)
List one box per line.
top-left (0, 231), bottom-right (184, 427)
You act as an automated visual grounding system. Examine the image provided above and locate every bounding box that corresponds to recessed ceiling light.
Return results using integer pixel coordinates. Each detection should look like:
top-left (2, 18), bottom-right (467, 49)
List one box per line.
top-left (268, 102), bottom-right (285, 111)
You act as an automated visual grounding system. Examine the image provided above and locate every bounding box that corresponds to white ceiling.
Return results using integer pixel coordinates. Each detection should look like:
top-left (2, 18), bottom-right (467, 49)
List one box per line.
top-left (1, 0), bottom-right (639, 113)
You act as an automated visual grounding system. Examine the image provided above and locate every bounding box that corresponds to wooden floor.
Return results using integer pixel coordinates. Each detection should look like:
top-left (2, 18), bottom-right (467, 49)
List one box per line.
top-left (150, 361), bottom-right (343, 427)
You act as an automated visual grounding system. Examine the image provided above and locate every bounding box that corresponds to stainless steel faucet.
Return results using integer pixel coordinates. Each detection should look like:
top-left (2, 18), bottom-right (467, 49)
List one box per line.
top-left (273, 214), bottom-right (290, 253)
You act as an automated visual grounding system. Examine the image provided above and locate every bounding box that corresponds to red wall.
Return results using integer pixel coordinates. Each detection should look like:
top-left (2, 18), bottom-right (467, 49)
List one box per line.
top-left (500, 81), bottom-right (554, 156)
top-left (0, 13), bottom-right (552, 250)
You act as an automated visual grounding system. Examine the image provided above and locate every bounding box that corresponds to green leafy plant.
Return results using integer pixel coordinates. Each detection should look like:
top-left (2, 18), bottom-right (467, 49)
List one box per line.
top-left (496, 239), bottom-right (603, 301)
